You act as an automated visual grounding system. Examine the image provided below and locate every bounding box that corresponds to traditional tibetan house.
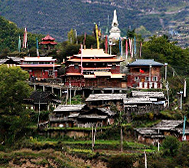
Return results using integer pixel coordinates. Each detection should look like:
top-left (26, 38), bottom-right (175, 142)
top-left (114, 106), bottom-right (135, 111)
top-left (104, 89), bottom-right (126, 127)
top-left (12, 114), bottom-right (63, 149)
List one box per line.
top-left (49, 104), bottom-right (86, 127)
top-left (39, 34), bottom-right (57, 51)
top-left (77, 108), bottom-right (116, 128)
top-left (0, 57), bottom-right (21, 67)
top-left (19, 57), bottom-right (61, 80)
top-left (63, 49), bottom-right (125, 88)
top-left (85, 93), bottom-right (126, 111)
top-left (49, 104), bottom-right (115, 128)
top-left (127, 59), bottom-right (164, 89)
top-left (135, 120), bottom-right (189, 144)
top-left (24, 91), bottom-right (61, 111)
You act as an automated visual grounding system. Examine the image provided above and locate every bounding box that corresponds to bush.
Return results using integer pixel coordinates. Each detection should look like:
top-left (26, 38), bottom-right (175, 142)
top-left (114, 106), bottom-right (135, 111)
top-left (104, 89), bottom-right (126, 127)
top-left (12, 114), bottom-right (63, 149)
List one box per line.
top-left (162, 136), bottom-right (180, 156)
top-left (107, 155), bottom-right (134, 168)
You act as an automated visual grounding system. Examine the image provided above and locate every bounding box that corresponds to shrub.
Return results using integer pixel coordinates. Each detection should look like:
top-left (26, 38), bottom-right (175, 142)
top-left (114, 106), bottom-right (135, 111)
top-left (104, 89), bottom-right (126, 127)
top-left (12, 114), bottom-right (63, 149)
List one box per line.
top-left (107, 155), bottom-right (134, 168)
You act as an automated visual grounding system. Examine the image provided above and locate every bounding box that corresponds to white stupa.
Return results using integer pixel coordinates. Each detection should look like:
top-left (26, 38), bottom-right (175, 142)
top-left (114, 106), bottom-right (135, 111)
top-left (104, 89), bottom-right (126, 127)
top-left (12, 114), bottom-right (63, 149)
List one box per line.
top-left (109, 10), bottom-right (121, 41)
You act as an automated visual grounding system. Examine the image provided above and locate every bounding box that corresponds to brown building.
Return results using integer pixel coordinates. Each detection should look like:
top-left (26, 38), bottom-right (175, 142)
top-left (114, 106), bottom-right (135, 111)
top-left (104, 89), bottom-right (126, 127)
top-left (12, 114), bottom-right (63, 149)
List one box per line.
top-left (127, 59), bottom-right (164, 89)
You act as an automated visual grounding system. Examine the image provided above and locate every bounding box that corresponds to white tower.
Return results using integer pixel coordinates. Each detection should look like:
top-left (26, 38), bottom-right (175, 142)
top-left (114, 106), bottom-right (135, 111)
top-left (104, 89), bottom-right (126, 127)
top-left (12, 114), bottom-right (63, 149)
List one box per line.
top-left (109, 10), bottom-right (121, 41)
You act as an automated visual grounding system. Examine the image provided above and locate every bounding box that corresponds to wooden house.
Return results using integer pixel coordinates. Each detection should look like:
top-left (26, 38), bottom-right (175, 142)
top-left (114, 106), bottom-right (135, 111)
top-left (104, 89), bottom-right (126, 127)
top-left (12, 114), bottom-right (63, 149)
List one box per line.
top-left (77, 108), bottom-right (116, 128)
top-left (62, 48), bottom-right (126, 88)
top-left (135, 120), bottom-right (189, 145)
top-left (0, 57), bottom-right (21, 67)
top-left (49, 104), bottom-right (86, 127)
top-left (19, 57), bottom-right (61, 80)
top-left (24, 91), bottom-right (61, 111)
top-left (85, 93), bottom-right (126, 111)
top-left (49, 104), bottom-right (115, 128)
top-left (127, 59), bottom-right (164, 89)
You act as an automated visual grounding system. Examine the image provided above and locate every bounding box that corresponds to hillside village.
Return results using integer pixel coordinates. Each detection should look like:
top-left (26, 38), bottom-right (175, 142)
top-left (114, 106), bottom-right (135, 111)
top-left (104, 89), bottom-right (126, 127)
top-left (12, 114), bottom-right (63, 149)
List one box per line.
top-left (1, 8), bottom-right (189, 168)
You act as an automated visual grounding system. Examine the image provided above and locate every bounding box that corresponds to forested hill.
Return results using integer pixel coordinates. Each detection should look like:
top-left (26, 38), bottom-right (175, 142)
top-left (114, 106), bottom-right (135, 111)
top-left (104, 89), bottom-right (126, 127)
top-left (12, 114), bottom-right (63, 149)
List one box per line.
top-left (0, 16), bottom-right (43, 52)
top-left (1, 0), bottom-right (189, 42)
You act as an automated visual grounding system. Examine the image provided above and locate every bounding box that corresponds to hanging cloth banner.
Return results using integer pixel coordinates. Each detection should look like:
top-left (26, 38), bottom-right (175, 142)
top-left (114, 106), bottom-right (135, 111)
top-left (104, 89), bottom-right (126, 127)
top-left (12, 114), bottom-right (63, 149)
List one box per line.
top-left (36, 37), bottom-right (39, 57)
top-left (95, 24), bottom-right (100, 49)
top-left (134, 36), bottom-right (137, 56)
top-left (105, 35), bottom-right (108, 53)
top-left (140, 42), bottom-right (143, 57)
top-left (125, 37), bottom-right (128, 60)
top-left (23, 27), bottom-right (27, 48)
top-left (129, 38), bottom-right (132, 58)
top-left (18, 35), bottom-right (21, 52)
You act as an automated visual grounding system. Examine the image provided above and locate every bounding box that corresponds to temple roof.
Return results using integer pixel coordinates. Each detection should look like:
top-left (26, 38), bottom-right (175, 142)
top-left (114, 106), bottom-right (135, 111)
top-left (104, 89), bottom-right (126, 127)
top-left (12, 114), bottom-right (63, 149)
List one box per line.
top-left (22, 57), bottom-right (56, 62)
top-left (75, 49), bottom-right (116, 58)
top-left (39, 41), bottom-right (57, 45)
top-left (19, 64), bottom-right (61, 68)
top-left (67, 58), bottom-right (123, 63)
top-left (42, 34), bottom-right (55, 41)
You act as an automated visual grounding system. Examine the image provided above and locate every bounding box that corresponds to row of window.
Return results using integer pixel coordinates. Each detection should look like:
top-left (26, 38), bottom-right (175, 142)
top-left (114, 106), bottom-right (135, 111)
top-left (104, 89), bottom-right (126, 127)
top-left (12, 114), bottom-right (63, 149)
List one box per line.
top-left (134, 76), bottom-right (158, 82)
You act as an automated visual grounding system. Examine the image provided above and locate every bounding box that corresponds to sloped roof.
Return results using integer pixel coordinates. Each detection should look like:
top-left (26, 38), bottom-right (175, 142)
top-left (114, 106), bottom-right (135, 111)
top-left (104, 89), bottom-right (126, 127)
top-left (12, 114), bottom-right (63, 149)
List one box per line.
top-left (75, 49), bottom-right (115, 57)
top-left (22, 57), bottom-right (56, 62)
top-left (128, 59), bottom-right (164, 67)
top-left (97, 108), bottom-right (116, 116)
top-left (54, 104), bottom-right (86, 112)
top-left (124, 97), bottom-right (152, 105)
top-left (42, 34), bottom-right (55, 41)
top-left (132, 91), bottom-right (165, 98)
top-left (26, 91), bottom-right (59, 104)
top-left (86, 94), bottom-right (126, 102)
top-left (0, 59), bottom-right (9, 65)
top-left (152, 120), bottom-right (183, 130)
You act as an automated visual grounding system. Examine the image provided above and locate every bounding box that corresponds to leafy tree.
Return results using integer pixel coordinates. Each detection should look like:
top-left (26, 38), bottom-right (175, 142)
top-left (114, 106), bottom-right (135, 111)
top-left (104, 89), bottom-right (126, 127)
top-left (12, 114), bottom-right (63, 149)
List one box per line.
top-left (0, 65), bottom-right (32, 144)
top-left (162, 136), bottom-right (180, 156)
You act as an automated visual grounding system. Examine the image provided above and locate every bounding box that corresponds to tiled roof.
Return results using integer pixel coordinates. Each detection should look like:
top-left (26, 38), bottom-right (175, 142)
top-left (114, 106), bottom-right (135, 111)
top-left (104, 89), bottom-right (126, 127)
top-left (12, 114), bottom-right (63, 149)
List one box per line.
top-left (128, 59), bottom-right (164, 67)
top-left (19, 64), bottom-right (60, 68)
top-left (39, 41), bottom-right (57, 45)
top-left (23, 57), bottom-right (56, 62)
top-left (75, 49), bottom-right (116, 57)
top-left (68, 58), bottom-right (122, 63)
top-left (42, 34), bottom-right (55, 41)
top-left (152, 120), bottom-right (183, 130)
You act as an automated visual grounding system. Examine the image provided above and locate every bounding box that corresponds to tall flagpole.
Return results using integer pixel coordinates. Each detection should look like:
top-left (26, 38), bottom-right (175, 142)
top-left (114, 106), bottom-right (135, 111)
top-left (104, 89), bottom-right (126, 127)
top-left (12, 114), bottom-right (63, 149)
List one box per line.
top-left (95, 24), bottom-right (100, 49)
top-left (126, 37), bottom-right (128, 60)
top-left (81, 44), bottom-right (83, 75)
top-left (23, 27), bottom-right (27, 48)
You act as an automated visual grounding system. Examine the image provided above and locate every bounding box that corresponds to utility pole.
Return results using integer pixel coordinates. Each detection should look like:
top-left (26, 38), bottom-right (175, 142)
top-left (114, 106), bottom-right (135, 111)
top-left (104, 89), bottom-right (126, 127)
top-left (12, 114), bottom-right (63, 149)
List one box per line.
top-left (69, 82), bottom-right (71, 105)
top-left (165, 63), bottom-right (168, 82)
top-left (37, 93), bottom-right (41, 128)
top-left (184, 78), bottom-right (187, 98)
top-left (166, 82), bottom-right (169, 108)
top-left (180, 91), bottom-right (183, 110)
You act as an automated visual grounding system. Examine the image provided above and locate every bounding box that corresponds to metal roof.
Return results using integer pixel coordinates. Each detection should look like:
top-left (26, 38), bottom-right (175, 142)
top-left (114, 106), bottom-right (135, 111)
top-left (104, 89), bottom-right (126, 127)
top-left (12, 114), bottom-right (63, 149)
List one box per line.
top-left (124, 97), bottom-right (152, 104)
top-left (128, 59), bottom-right (164, 67)
top-left (86, 94), bottom-right (126, 101)
top-left (54, 104), bottom-right (86, 112)
top-left (132, 91), bottom-right (165, 98)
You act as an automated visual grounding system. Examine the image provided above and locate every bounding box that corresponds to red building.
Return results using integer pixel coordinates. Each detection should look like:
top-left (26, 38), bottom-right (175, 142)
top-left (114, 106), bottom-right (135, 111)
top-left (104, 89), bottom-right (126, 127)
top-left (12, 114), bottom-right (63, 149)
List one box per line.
top-left (39, 34), bottom-right (57, 51)
top-left (19, 57), bottom-right (61, 80)
top-left (127, 59), bottom-right (164, 89)
top-left (63, 49), bottom-right (125, 88)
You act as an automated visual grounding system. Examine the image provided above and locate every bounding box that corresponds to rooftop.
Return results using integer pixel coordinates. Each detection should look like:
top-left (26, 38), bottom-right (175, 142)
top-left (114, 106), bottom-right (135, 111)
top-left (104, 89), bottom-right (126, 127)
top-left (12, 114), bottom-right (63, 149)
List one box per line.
top-left (86, 94), bottom-right (126, 102)
top-left (75, 49), bottom-right (116, 57)
top-left (132, 91), bottom-right (165, 98)
top-left (128, 59), bottom-right (164, 67)
top-left (22, 57), bottom-right (56, 62)
top-left (54, 104), bottom-right (86, 112)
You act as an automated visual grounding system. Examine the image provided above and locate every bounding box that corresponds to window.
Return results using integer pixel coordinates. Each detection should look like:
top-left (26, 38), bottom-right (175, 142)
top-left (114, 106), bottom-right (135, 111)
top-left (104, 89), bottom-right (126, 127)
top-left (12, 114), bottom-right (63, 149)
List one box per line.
top-left (134, 76), bottom-right (139, 81)
top-left (153, 76), bottom-right (158, 81)
top-left (49, 70), bottom-right (53, 76)
top-left (145, 77), bottom-right (149, 81)
top-left (74, 65), bottom-right (79, 69)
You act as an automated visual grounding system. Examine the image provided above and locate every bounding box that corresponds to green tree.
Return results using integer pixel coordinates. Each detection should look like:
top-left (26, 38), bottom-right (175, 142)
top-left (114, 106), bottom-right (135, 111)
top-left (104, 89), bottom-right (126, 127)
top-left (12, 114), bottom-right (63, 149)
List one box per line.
top-left (162, 136), bottom-right (180, 156)
top-left (0, 65), bottom-right (32, 144)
